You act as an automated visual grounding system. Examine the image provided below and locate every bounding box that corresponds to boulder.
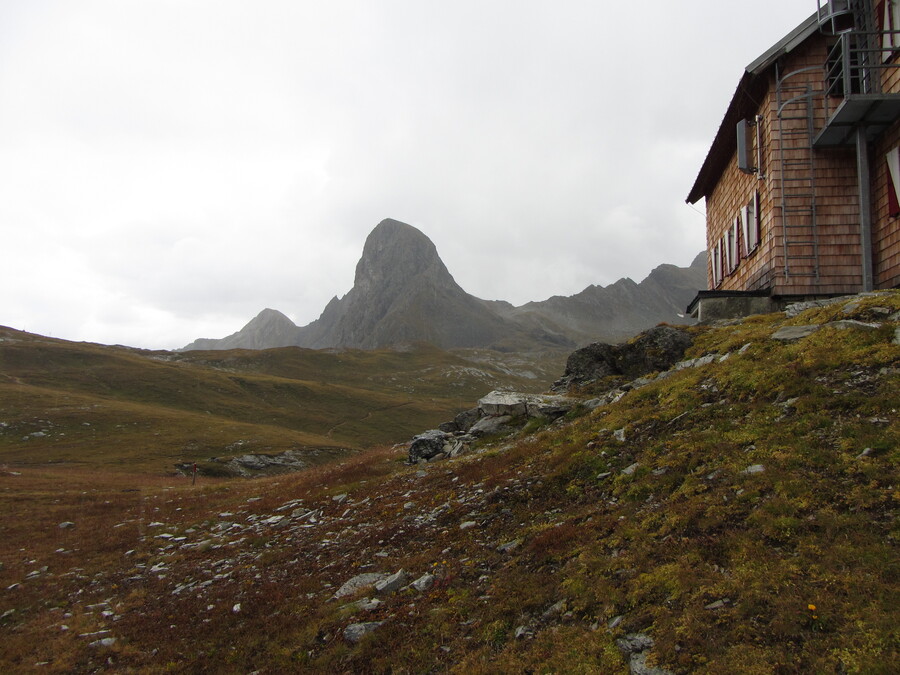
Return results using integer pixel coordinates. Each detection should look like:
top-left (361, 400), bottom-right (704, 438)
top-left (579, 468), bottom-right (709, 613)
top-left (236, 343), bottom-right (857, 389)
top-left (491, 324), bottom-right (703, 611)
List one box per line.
top-left (439, 407), bottom-right (481, 433)
top-left (344, 621), bottom-right (384, 644)
top-left (410, 573), bottom-right (435, 592)
top-left (332, 572), bottom-right (390, 600)
top-left (528, 394), bottom-right (576, 418)
top-left (374, 569), bottom-right (408, 594)
top-left (469, 415), bottom-right (514, 437)
top-left (478, 391), bottom-right (576, 419)
top-left (559, 326), bottom-right (693, 388)
top-left (771, 325), bottom-right (820, 341)
top-left (408, 430), bottom-right (451, 463)
top-left (478, 391), bottom-right (529, 417)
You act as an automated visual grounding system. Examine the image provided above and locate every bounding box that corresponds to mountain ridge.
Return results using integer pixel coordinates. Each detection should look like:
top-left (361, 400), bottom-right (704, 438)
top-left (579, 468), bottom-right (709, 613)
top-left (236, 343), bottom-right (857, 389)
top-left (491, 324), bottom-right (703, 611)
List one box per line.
top-left (182, 219), bottom-right (705, 352)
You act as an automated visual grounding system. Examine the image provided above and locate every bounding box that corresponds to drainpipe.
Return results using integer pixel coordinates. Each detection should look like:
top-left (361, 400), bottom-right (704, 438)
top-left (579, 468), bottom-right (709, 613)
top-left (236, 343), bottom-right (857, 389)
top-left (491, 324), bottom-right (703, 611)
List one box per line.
top-left (855, 126), bottom-right (874, 291)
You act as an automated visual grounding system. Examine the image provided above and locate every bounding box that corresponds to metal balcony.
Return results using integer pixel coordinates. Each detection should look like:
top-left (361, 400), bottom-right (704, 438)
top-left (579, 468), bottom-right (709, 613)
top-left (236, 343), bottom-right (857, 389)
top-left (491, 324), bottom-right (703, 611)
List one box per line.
top-left (814, 30), bottom-right (900, 146)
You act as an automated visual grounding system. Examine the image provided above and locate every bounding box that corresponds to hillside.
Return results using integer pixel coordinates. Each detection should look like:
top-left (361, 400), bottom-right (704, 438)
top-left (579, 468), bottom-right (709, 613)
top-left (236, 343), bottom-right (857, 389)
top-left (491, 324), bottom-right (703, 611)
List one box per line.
top-left (0, 292), bottom-right (897, 673)
top-left (183, 219), bottom-right (705, 352)
top-left (0, 327), bottom-right (562, 475)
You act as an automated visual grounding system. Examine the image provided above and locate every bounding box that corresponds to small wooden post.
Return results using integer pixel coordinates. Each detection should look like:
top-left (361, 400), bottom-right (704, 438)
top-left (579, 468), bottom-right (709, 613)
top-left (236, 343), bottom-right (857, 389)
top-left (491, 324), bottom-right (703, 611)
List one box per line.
top-left (192, 463), bottom-right (197, 486)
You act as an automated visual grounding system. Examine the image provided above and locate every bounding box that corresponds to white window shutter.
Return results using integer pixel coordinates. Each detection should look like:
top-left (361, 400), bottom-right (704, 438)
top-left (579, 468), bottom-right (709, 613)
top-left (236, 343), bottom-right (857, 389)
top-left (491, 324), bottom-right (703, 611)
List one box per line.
top-left (885, 0), bottom-right (900, 57)
top-left (712, 241), bottom-right (722, 287)
top-left (740, 205), bottom-right (750, 258)
top-left (893, 1), bottom-right (900, 50)
top-left (753, 191), bottom-right (760, 249)
top-left (884, 0), bottom-right (892, 59)
top-left (887, 146), bottom-right (900, 197)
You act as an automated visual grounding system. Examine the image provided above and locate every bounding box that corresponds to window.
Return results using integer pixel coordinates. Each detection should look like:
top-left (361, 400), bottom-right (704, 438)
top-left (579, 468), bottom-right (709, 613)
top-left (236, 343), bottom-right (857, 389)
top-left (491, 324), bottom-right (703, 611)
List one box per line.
top-left (887, 146), bottom-right (900, 217)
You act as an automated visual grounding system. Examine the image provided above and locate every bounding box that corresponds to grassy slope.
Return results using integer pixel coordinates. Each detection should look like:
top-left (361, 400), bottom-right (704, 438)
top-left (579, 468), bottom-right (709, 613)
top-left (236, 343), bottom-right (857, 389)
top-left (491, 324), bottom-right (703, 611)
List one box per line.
top-left (0, 294), bottom-right (897, 673)
top-left (0, 328), bottom-right (560, 473)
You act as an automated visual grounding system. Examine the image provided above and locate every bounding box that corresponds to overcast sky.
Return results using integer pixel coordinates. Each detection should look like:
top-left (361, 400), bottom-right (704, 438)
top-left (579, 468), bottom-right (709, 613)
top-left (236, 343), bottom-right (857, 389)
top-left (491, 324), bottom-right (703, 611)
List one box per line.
top-left (1, 0), bottom-right (816, 350)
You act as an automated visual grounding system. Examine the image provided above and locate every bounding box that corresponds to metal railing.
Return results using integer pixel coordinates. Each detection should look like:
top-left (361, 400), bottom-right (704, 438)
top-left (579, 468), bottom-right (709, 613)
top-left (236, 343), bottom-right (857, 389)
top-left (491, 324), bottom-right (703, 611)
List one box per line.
top-left (822, 30), bottom-right (900, 115)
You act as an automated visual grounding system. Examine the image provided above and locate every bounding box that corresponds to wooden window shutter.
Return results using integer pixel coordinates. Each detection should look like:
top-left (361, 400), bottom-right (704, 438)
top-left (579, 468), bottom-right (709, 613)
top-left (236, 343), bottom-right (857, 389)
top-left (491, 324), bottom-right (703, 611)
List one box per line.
top-left (887, 146), bottom-right (900, 216)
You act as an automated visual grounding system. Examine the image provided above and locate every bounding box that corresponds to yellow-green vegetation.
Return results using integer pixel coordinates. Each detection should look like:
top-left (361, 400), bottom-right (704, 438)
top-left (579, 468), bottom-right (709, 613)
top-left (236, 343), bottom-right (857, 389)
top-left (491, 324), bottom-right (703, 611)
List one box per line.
top-left (0, 327), bottom-right (560, 473)
top-left (0, 294), bottom-right (897, 673)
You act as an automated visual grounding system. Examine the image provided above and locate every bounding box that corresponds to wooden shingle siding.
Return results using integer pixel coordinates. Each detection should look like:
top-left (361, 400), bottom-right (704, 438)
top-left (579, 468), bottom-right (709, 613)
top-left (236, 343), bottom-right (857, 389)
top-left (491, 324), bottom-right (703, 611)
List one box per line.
top-left (695, 6), bottom-right (900, 299)
top-left (701, 32), bottom-right (898, 296)
top-left (871, 116), bottom-right (900, 287)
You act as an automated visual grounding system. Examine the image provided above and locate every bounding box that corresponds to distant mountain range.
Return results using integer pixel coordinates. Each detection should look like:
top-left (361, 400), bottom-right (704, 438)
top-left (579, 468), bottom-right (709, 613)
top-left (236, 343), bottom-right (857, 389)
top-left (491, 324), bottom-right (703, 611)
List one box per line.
top-left (182, 219), bottom-right (706, 352)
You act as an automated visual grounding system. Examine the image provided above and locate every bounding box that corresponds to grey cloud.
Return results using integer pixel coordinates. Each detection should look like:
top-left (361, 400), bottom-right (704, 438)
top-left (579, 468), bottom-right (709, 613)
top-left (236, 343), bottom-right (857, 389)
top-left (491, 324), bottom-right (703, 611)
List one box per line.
top-left (0, 0), bottom-right (814, 349)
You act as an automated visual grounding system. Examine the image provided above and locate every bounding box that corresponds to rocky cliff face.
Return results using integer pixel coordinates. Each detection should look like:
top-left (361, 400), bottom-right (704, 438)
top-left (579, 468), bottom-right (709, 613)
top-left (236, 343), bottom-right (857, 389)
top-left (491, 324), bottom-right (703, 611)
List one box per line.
top-left (181, 219), bottom-right (706, 352)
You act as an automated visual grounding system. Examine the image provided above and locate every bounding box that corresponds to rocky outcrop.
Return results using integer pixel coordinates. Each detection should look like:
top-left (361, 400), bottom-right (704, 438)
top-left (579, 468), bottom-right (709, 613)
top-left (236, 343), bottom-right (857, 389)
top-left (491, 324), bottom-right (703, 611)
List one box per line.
top-left (407, 390), bottom-right (577, 464)
top-left (555, 325), bottom-right (693, 390)
top-left (408, 430), bottom-right (454, 463)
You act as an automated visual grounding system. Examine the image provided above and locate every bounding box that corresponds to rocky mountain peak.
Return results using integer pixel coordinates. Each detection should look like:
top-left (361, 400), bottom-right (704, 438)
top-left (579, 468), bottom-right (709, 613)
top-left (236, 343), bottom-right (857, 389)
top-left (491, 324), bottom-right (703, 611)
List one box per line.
top-left (354, 218), bottom-right (458, 297)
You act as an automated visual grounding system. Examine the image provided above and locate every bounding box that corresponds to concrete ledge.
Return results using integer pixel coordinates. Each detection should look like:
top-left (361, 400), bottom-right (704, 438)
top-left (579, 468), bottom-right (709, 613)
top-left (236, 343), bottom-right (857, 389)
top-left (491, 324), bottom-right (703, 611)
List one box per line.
top-left (686, 290), bottom-right (776, 322)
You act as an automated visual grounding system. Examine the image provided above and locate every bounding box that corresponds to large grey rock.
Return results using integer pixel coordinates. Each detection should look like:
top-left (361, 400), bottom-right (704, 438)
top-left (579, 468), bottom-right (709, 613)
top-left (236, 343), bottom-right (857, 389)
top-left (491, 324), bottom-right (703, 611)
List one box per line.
top-left (410, 573), bottom-right (435, 592)
top-left (408, 430), bottom-right (451, 463)
top-left (332, 572), bottom-right (390, 600)
top-left (479, 391), bottom-right (529, 417)
top-left (771, 325), bottom-right (820, 341)
top-left (528, 394), bottom-right (576, 418)
top-left (344, 621), bottom-right (384, 644)
top-left (439, 407), bottom-right (481, 433)
top-left (560, 326), bottom-right (693, 388)
top-left (469, 415), bottom-right (513, 437)
top-left (374, 569), bottom-right (408, 594)
top-left (477, 391), bottom-right (576, 419)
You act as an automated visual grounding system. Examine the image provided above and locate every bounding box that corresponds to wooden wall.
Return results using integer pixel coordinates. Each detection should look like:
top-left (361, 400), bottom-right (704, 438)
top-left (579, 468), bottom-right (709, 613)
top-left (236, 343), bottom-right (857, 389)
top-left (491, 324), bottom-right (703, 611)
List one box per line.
top-left (702, 33), bottom-right (894, 296)
top-left (872, 45), bottom-right (900, 288)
